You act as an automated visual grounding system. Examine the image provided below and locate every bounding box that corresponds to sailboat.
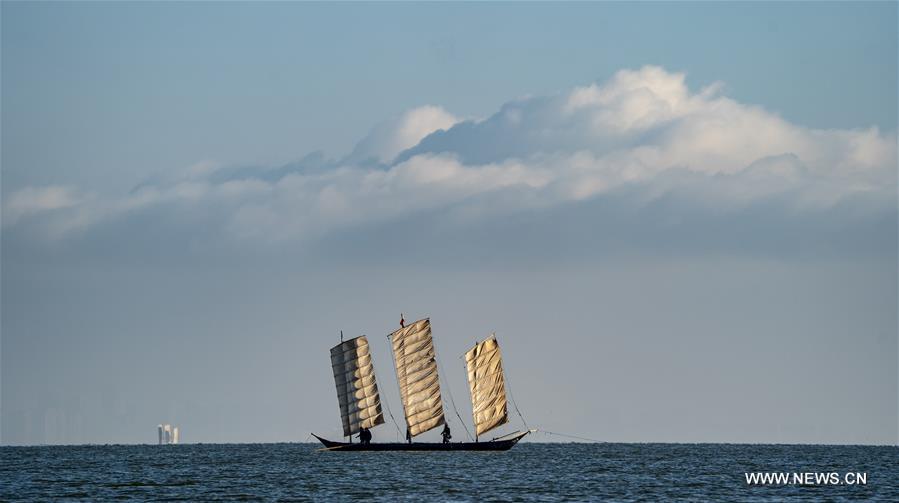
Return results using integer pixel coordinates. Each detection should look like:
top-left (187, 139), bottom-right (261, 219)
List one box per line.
top-left (312, 318), bottom-right (531, 451)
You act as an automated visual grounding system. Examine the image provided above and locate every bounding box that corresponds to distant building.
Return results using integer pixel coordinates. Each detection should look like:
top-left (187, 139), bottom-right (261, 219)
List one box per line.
top-left (157, 423), bottom-right (180, 445)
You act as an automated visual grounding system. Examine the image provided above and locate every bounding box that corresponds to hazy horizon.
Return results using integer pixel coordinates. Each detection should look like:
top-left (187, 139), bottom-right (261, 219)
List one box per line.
top-left (2, 2), bottom-right (897, 447)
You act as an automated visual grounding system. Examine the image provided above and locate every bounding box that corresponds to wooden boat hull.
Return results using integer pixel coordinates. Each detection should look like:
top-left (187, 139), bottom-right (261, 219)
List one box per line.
top-left (312, 431), bottom-right (529, 451)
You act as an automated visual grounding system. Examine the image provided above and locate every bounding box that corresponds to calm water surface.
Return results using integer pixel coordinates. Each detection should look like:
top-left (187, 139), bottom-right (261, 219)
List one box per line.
top-left (2, 443), bottom-right (897, 501)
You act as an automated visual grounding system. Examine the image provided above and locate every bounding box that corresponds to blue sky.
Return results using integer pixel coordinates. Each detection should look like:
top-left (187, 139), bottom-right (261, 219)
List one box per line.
top-left (2, 2), bottom-right (897, 445)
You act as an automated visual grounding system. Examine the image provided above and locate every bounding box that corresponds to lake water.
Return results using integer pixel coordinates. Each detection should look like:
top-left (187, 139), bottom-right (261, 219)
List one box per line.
top-left (2, 443), bottom-right (897, 501)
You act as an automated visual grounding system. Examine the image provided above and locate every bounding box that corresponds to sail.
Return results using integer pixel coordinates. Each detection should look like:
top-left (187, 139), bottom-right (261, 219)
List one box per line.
top-left (464, 335), bottom-right (509, 437)
top-left (389, 318), bottom-right (445, 437)
top-left (330, 336), bottom-right (385, 437)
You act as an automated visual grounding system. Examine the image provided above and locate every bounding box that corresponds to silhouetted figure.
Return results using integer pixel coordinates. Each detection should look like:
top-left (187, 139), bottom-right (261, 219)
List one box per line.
top-left (400, 313), bottom-right (405, 328)
top-left (406, 428), bottom-right (412, 444)
top-left (357, 427), bottom-right (371, 445)
top-left (441, 424), bottom-right (452, 444)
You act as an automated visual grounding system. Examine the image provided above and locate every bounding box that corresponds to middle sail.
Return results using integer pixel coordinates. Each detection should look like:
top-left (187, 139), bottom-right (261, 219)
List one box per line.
top-left (389, 318), bottom-right (445, 437)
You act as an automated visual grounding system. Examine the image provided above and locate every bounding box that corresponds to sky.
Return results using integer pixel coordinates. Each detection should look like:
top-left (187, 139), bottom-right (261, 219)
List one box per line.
top-left (1, 2), bottom-right (897, 446)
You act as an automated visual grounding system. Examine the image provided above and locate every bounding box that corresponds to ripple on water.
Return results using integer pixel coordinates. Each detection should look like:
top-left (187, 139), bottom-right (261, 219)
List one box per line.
top-left (0, 443), bottom-right (896, 501)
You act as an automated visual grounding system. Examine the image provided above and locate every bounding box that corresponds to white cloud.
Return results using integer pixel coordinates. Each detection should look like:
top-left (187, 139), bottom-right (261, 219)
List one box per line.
top-left (346, 105), bottom-right (460, 164)
top-left (3, 186), bottom-right (84, 226)
top-left (4, 66), bottom-right (896, 247)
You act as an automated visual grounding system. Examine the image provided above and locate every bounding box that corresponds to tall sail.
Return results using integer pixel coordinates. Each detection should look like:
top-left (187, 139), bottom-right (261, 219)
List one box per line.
top-left (464, 335), bottom-right (509, 438)
top-left (330, 336), bottom-right (385, 437)
top-left (389, 318), bottom-right (445, 437)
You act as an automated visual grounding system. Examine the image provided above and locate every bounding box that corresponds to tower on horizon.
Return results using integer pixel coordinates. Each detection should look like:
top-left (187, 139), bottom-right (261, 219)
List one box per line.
top-left (157, 423), bottom-right (179, 445)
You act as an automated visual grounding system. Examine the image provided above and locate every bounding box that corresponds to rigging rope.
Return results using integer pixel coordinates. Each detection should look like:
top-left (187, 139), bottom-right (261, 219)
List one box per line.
top-left (505, 377), bottom-right (529, 430)
top-left (385, 332), bottom-right (408, 441)
top-left (437, 356), bottom-right (474, 441)
top-left (381, 386), bottom-right (403, 441)
top-left (372, 356), bottom-right (403, 440)
top-left (501, 351), bottom-right (530, 430)
top-left (539, 430), bottom-right (604, 443)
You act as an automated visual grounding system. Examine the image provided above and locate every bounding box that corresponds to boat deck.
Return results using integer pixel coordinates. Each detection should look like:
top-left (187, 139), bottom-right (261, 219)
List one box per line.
top-left (312, 431), bottom-right (529, 451)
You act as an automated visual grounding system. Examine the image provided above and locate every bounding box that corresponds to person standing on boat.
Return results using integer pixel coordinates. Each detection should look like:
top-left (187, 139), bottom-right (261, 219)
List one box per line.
top-left (357, 427), bottom-right (371, 445)
top-left (405, 428), bottom-right (412, 444)
top-left (441, 423), bottom-right (452, 444)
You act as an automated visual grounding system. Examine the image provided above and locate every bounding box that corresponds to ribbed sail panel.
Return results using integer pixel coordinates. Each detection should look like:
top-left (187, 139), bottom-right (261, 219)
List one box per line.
top-left (390, 319), bottom-right (445, 436)
top-left (465, 336), bottom-right (509, 437)
top-left (330, 336), bottom-right (385, 437)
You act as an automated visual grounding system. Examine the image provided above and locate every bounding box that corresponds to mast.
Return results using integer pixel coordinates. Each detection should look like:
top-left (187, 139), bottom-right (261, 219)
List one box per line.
top-left (464, 334), bottom-right (509, 441)
top-left (330, 335), bottom-right (385, 439)
top-left (389, 318), bottom-right (446, 439)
